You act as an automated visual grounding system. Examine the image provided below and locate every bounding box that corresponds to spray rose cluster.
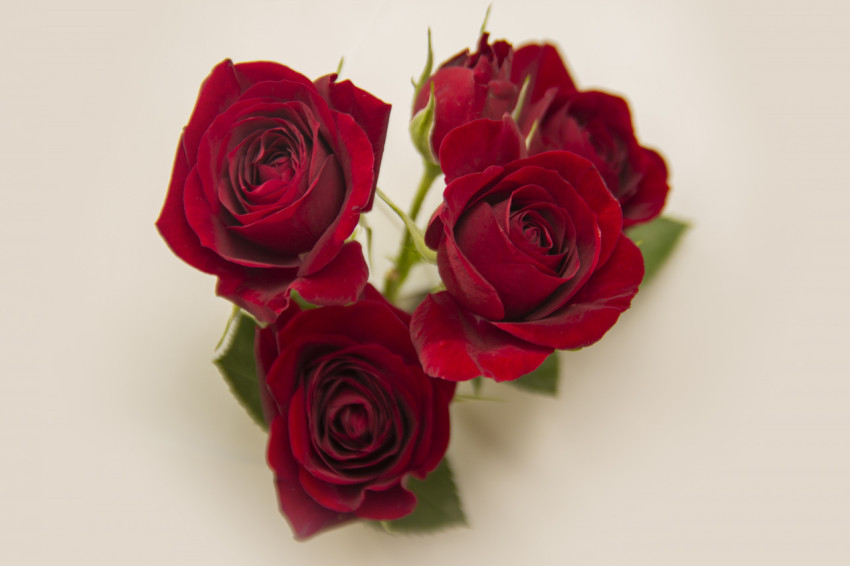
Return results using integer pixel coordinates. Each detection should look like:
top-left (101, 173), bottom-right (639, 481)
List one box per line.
top-left (157, 26), bottom-right (675, 540)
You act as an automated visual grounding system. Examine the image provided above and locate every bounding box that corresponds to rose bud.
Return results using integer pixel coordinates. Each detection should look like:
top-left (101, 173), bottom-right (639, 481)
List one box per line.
top-left (156, 60), bottom-right (391, 322)
top-left (256, 287), bottom-right (456, 539)
top-left (411, 118), bottom-right (644, 382)
top-left (411, 33), bottom-right (519, 162)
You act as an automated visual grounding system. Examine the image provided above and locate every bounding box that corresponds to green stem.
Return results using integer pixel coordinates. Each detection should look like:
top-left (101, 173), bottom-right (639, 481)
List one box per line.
top-left (383, 161), bottom-right (442, 304)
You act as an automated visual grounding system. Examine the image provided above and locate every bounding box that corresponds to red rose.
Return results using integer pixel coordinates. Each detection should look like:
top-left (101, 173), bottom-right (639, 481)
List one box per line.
top-left (512, 43), bottom-right (669, 226)
top-left (411, 118), bottom-right (644, 382)
top-left (528, 90), bottom-right (669, 226)
top-left (156, 60), bottom-right (390, 322)
top-left (412, 33), bottom-right (518, 159)
top-left (256, 287), bottom-right (456, 539)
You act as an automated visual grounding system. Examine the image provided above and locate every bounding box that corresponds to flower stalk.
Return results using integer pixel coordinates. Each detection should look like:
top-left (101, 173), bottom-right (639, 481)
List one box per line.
top-left (383, 160), bottom-right (442, 304)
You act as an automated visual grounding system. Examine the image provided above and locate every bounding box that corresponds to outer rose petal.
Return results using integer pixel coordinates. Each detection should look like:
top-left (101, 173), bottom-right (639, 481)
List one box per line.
top-left (411, 292), bottom-right (552, 382)
top-left (623, 148), bottom-right (670, 226)
top-left (314, 73), bottom-right (391, 207)
top-left (234, 61), bottom-right (314, 90)
top-left (415, 67), bottom-right (479, 157)
top-left (494, 235), bottom-right (644, 349)
top-left (296, 111), bottom-right (374, 275)
top-left (182, 60), bottom-right (244, 159)
top-left (156, 136), bottom-right (227, 275)
top-left (289, 241), bottom-right (368, 307)
top-left (215, 266), bottom-right (296, 324)
top-left (439, 116), bottom-right (526, 183)
top-left (268, 418), bottom-right (353, 540)
top-left (255, 325), bottom-right (281, 425)
top-left (356, 484), bottom-right (417, 520)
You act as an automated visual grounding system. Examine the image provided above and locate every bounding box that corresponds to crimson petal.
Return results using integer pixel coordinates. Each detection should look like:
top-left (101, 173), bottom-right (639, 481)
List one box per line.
top-left (439, 116), bottom-right (526, 183)
top-left (411, 292), bottom-right (552, 382)
top-left (493, 235), bottom-right (644, 349)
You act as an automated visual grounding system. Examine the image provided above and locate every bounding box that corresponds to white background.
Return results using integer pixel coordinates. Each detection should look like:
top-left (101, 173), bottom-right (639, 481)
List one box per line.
top-left (2, 0), bottom-right (849, 564)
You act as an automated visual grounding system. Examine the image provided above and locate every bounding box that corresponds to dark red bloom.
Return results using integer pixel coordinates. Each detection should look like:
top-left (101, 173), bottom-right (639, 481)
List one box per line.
top-left (256, 287), bottom-right (455, 539)
top-left (156, 60), bottom-right (390, 322)
top-left (412, 118), bottom-right (644, 382)
top-left (528, 90), bottom-right (669, 226)
top-left (412, 33), bottom-right (519, 159)
top-left (512, 43), bottom-right (669, 226)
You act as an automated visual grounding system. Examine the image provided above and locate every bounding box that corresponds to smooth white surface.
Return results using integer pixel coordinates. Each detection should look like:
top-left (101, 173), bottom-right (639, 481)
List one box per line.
top-left (2, 0), bottom-right (849, 564)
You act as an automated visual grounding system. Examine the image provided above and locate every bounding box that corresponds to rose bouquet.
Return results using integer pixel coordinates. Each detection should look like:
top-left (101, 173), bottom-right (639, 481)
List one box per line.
top-left (157, 17), bottom-right (686, 540)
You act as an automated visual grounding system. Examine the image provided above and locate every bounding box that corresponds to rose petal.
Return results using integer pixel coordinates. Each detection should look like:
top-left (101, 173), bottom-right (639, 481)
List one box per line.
top-left (413, 379), bottom-right (455, 475)
top-left (493, 235), bottom-right (644, 349)
top-left (439, 116), bottom-right (526, 183)
top-left (156, 137), bottom-right (228, 275)
top-left (297, 466), bottom-right (366, 512)
top-left (182, 60), bottom-right (244, 160)
top-left (185, 161), bottom-right (303, 269)
top-left (411, 292), bottom-right (552, 382)
top-left (504, 151), bottom-right (622, 267)
top-left (623, 148), bottom-right (669, 226)
top-left (230, 153), bottom-right (344, 256)
top-left (355, 484), bottom-right (417, 521)
top-left (214, 266), bottom-right (296, 324)
top-left (267, 418), bottom-right (353, 540)
top-left (452, 200), bottom-right (566, 319)
top-left (289, 241), bottom-right (368, 306)
top-left (234, 61), bottom-right (314, 91)
top-left (314, 74), bottom-right (391, 209)
top-left (256, 324), bottom-right (286, 425)
top-left (437, 228), bottom-right (506, 321)
top-left (296, 111), bottom-right (374, 275)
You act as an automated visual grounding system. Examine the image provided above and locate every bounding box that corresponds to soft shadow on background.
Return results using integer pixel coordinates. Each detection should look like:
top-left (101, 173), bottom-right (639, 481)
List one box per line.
top-left (1, 1), bottom-right (848, 564)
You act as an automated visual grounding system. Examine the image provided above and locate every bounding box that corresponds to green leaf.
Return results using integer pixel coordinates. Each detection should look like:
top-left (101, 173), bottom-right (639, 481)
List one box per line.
top-left (374, 458), bottom-right (467, 534)
top-left (626, 216), bottom-right (690, 285)
top-left (511, 75), bottom-right (531, 124)
top-left (213, 310), bottom-right (267, 430)
top-left (507, 353), bottom-right (559, 396)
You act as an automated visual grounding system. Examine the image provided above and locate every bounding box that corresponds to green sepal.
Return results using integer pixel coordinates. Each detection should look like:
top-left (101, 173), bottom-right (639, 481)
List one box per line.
top-left (213, 309), bottom-right (267, 430)
top-left (370, 458), bottom-right (467, 534)
top-left (289, 290), bottom-right (319, 310)
top-left (410, 82), bottom-right (438, 165)
top-left (625, 216), bottom-right (689, 285)
top-left (479, 4), bottom-right (492, 36)
top-left (412, 28), bottom-right (434, 95)
top-left (507, 353), bottom-right (559, 396)
top-left (511, 75), bottom-right (531, 125)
